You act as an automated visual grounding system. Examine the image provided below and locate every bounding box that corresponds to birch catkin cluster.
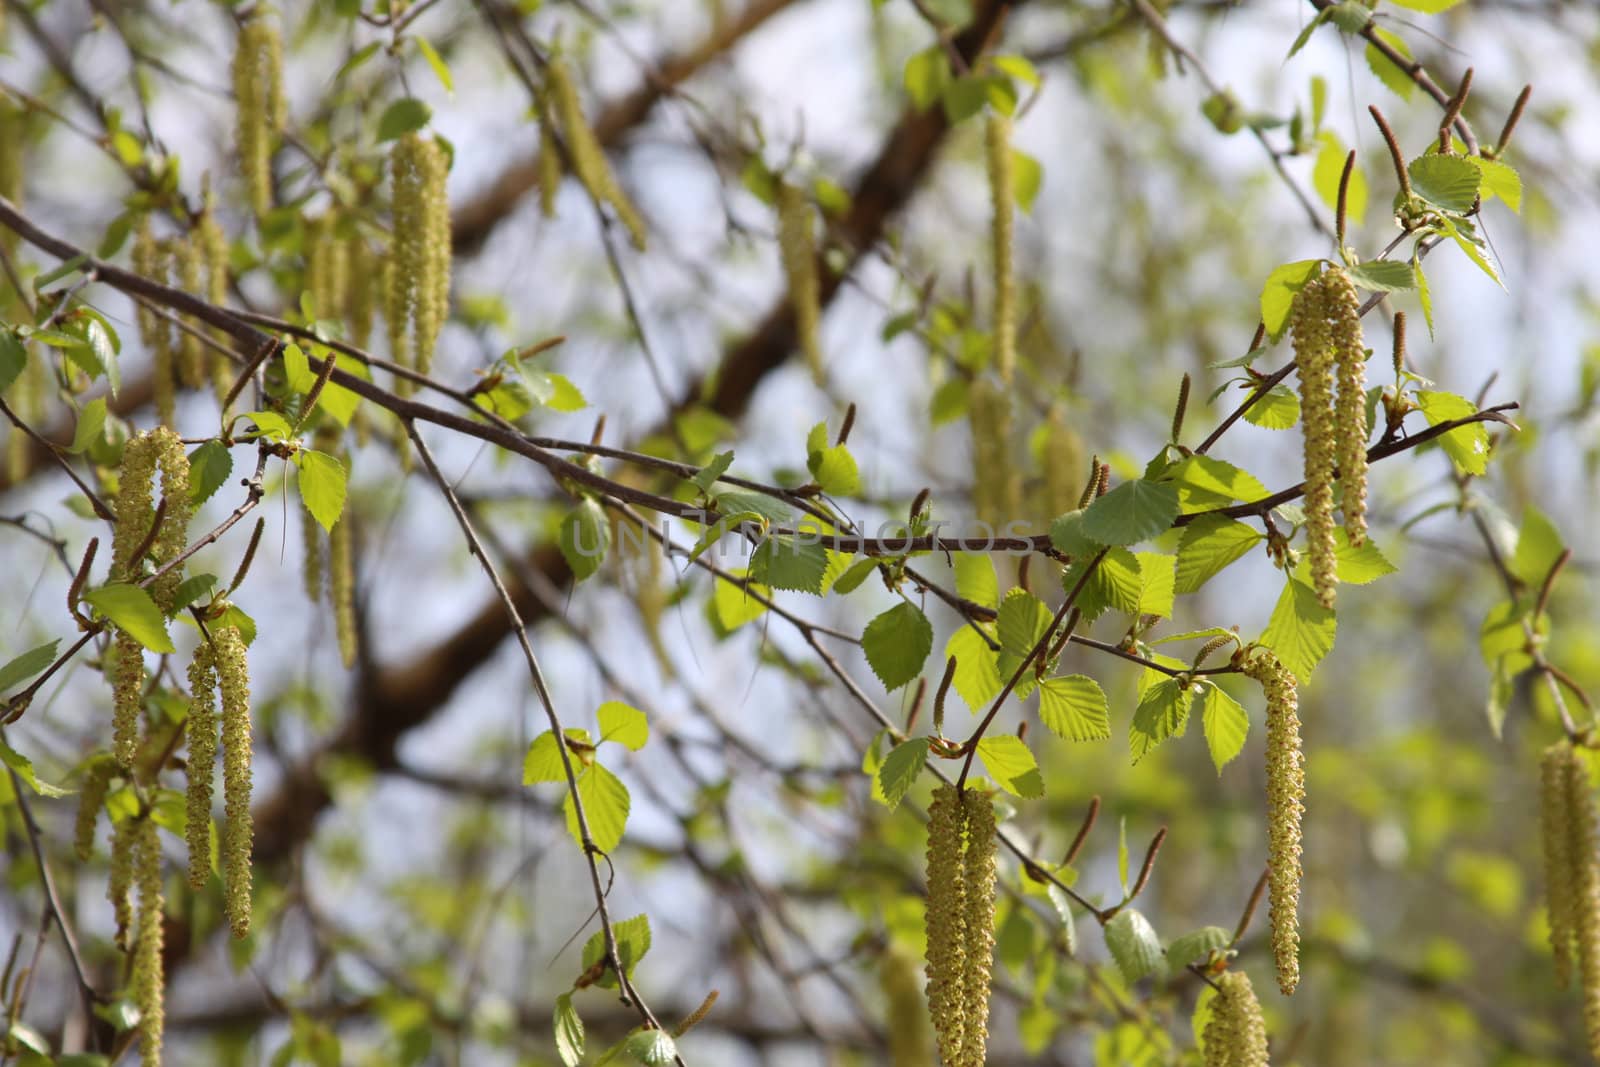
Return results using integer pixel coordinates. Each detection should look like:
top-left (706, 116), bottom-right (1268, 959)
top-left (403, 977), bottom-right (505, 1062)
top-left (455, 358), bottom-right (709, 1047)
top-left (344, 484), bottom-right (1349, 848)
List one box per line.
top-left (214, 624), bottom-right (255, 938)
top-left (232, 12), bottom-right (285, 217)
top-left (387, 133), bottom-right (451, 384)
top-left (986, 113), bottom-right (1016, 386)
top-left (132, 213), bottom-right (233, 419)
top-left (1242, 650), bottom-right (1304, 995)
top-left (110, 429), bottom-right (192, 766)
top-left (1541, 741), bottom-right (1600, 1058)
top-left (1289, 266), bottom-right (1369, 608)
top-left (924, 784), bottom-right (997, 1066)
top-left (131, 219), bottom-right (178, 426)
top-left (879, 948), bottom-right (932, 1066)
top-left (546, 58), bottom-right (646, 250)
top-left (1202, 970), bottom-right (1270, 1066)
top-left (969, 379), bottom-right (1021, 527)
top-left (776, 182), bottom-right (824, 383)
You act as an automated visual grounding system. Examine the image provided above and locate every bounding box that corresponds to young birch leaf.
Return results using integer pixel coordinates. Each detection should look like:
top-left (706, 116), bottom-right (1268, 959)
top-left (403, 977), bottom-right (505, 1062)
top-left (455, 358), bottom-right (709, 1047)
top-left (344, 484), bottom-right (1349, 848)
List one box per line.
top-left (1407, 154), bottom-right (1482, 213)
top-left (554, 993), bottom-right (585, 1067)
top-left (523, 731), bottom-right (567, 784)
top-left (1365, 28), bottom-right (1415, 99)
top-left (83, 585), bottom-right (174, 652)
top-left (297, 450), bottom-right (349, 533)
top-left (0, 640), bottom-right (60, 694)
top-left (749, 536), bottom-right (829, 594)
top-left (1416, 390), bottom-right (1489, 475)
top-left (0, 740), bottom-right (71, 798)
top-left (188, 441), bottom-right (234, 505)
top-left (623, 1030), bottom-right (678, 1066)
top-left (954, 551), bottom-right (999, 610)
top-left (1261, 578), bottom-right (1337, 682)
top-left (1510, 507), bottom-right (1563, 590)
top-left (1081, 479), bottom-right (1180, 547)
top-left (1175, 516), bottom-right (1261, 594)
top-left (877, 737), bottom-right (930, 810)
top-left (977, 735), bottom-right (1045, 797)
top-left (1260, 259), bottom-right (1322, 340)
top-left (1167, 926), bottom-right (1232, 969)
top-left (862, 602), bottom-right (933, 691)
top-left (1199, 684), bottom-right (1249, 774)
top-left (1038, 675), bottom-right (1110, 742)
top-left (561, 499), bottom-right (610, 581)
top-left (377, 97), bottom-right (432, 142)
top-left (0, 329), bottom-right (26, 394)
top-left (1105, 909), bottom-right (1162, 983)
top-left (581, 914), bottom-right (652, 990)
top-left (1469, 157), bottom-right (1522, 213)
top-left (67, 397), bottom-right (107, 454)
top-left (712, 569), bottom-right (768, 632)
top-left (1130, 678), bottom-right (1194, 763)
top-left (945, 625), bottom-right (1003, 711)
top-left (597, 701), bottom-right (648, 751)
top-left (1240, 385), bottom-right (1301, 429)
top-left (565, 763), bottom-right (630, 854)
top-left (1134, 552), bottom-right (1176, 618)
top-left (1333, 531), bottom-right (1397, 585)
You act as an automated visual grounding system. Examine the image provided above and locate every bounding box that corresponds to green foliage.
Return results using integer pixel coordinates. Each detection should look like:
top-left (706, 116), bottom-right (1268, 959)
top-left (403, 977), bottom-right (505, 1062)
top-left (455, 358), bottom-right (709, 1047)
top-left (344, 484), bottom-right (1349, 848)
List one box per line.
top-left (862, 601), bottom-right (934, 691)
top-left (83, 584), bottom-right (174, 652)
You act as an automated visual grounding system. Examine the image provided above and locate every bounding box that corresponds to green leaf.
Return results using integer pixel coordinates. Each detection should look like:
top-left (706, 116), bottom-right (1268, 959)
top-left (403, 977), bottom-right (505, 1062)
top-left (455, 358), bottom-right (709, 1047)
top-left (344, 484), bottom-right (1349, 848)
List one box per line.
top-left (1511, 507), bottom-right (1564, 591)
top-left (240, 410), bottom-right (295, 442)
top-left (997, 588), bottom-right (1050, 656)
top-left (977, 735), bottom-right (1045, 797)
top-left (67, 314), bottom-right (120, 396)
top-left (171, 573), bottom-right (217, 614)
top-left (0, 739), bottom-right (72, 798)
top-left (597, 701), bottom-right (648, 751)
top-left (0, 640), bottom-right (60, 694)
top-left (1347, 260), bottom-right (1417, 293)
top-left (1413, 253), bottom-right (1435, 338)
top-left (877, 737), bottom-right (930, 810)
top-left (285, 346), bottom-right (365, 426)
top-left (546, 373), bottom-right (588, 412)
top-left (1260, 578), bottom-right (1336, 682)
top-left (1133, 552), bottom-right (1176, 618)
top-left (691, 450), bottom-right (734, 494)
top-left (565, 763), bottom-right (630, 853)
top-left (377, 97), bottom-right (432, 142)
top-left (1199, 684), bottom-right (1249, 773)
top-left (1470, 157), bottom-right (1522, 213)
top-left (831, 557), bottom-right (879, 596)
top-left (1130, 678), bottom-right (1195, 763)
top-left (1104, 909), bottom-right (1162, 983)
top-left (1365, 28), bottom-right (1415, 100)
top-left (1260, 260), bottom-right (1322, 340)
top-left (188, 441), bottom-right (234, 505)
top-left (1240, 385), bottom-right (1301, 429)
top-left (1011, 148), bottom-right (1043, 213)
top-left (1387, 0), bottom-right (1466, 11)
top-left (1407, 153), bottom-right (1481, 213)
top-left (904, 46), bottom-right (951, 111)
top-left (1048, 509), bottom-right (1100, 558)
top-left (297, 451), bottom-right (348, 533)
top-left (84, 584), bottom-right (173, 652)
top-left (1313, 131), bottom-right (1367, 226)
top-left (1285, 8), bottom-right (1330, 60)
top-left (946, 625), bottom-right (1003, 711)
top-left (413, 35), bottom-right (453, 93)
top-left (953, 552), bottom-right (999, 610)
top-left (1416, 390), bottom-right (1489, 475)
top-left (1175, 516), bottom-right (1261, 594)
top-left (862, 602), bottom-right (933, 692)
top-left (1038, 675), bottom-right (1110, 742)
top-left (1081, 479), bottom-right (1180, 547)
top-left (581, 913), bottom-right (651, 990)
top-left (1161, 456), bottom-right (1268, 511)
top-left (940, 74), bottom-right (994, 123)
top-left (522, 731), bottom-right (567, 784)
top-left (1167, 926), bottom-right (1231, 968)
top-left (554, 993), bottom-right (585, 1067)
top-left (623, 1029), bottom-right (677, 1066)
top-left (1333, 531), bottom-right (1397, 585)
top-left (67, 397), bottom-right (108, 454)
top-left (1068, 545), bottom-right (1142, 620)
top-left (561, 499), bottom-right (610, 581)
top-left (749, 536), bottom-right (830, 594)
top-left (806, 441), bottom-right (860, 496)
top-left (0, 329), bottom-right (25, 395)
top-left (712, 569), bottom-right (769, 631)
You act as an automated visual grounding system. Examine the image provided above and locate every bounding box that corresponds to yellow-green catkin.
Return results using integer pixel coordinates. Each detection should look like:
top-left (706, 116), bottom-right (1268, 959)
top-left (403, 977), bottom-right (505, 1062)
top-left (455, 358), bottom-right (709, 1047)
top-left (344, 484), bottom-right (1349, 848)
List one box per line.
top-left (1038, 407), bottom-right (1085, 522)
top-left (1325, 266), bottom-right (1368, 547)
top-left (987, 112), bottom-right (1015, 386)
top-left (957, 789), bottom-right (997, 1066)
top-left (344, 234), bottom-right (377, 349)
top-left (0, 98), bottom-right (22, 259)
top-left (302, 501), bottom-right (325, 602)
top-left (193, 193), bottom-right (234, 399)
top-left (3, 353), bottom-right (43, 483)
top-left (1290, 273), bottom-right (1338, 609)
top-left (1543, 743), bottom-right (1578, 987)
top-left (233, 12), bottom-right (285, 218)
top-left (1564, 747), bottom-right (1600, 1059)
top-left (185, 643), bottom-right (219, 890)
top-left (132, 218), bottom-right (177, 426)
top-left (109, 431), bottom-right (161, 766)
top-left (925, 783), bottom-right (968, 1064)
top-left (1202, 970), bottom-right (1270, 1067)
top-left (133, 817), bottom-right (165, 1067)
top-left (304, 212), bottom-right (349, 325)
top-left (969, 378), bottom-right (1021, 529)
top-left (386, 134), bottom-right (451, 385)
top-left (547, 58), bottom-right (646, 250)
top-left (108, 816), bottom-right (137, 950)
top-left (74, 759), bottom-right (114, 861)
top-left (538, 104), bottom-right (562, 218)
top-left (214, 624), bottom-right (253, 938)
top-left (879, 948), bottom-right (932, 1066)
top-left (330, 510), bottom-right (357, 668)
top-left (776, 182), bottom-right (824, 384)
top-left (170, 235), bottom-right (208, 389)
top-left (1245, 651), bottom-right (1304, 996)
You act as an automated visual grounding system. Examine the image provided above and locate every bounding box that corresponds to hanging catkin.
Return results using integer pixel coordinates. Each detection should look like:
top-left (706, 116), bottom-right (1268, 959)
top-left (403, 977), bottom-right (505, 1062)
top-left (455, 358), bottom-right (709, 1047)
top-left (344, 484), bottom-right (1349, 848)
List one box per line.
top-left (1202, 970), bottom-right (1270, 1067)
top-left (957, 789), bottom-right (997, 1065)
top-left (170, 234), bottom-right (208, 389)
top-left (538, 100), bottom-right (562, 218)
top-left (547, 58), bottom-right (646, 250)
top-left (214, 624), bottom-right (253, 938)
top-left (776, 181), bottom-right (824, 383)
top-left (233, 12), bottom-right (284, 217)
top-left (1243, 650), bottom-right (1304, 995)
top-left (968, 379), bottom-right (1020, 529)
top-left (1325, 266), bottom-right (1369, 547)
top-left (185, 642), bottom-right (219, 889)
top-left (304, 211), bottom-right (349, 325)
top-left (925, 783), bottom-right (969, 1063)
top-left (879, 948), bottom-right (932, 1066)
top-left (1543, 742), bottom-right (1578, 987)
top-left (344, 233), bottom-right (378, 349)
top-left (108, 816), bottom-right (137, 950)
top-left (133, 817), bottom-right (165, 1067)
top-left (1039, 407), bottom-right (1085, 522)
top-left (986, 113), bottom-right (1016, 386)
top-left (330, 509), bottom-right (357, 668)
top-left (1563, 746), bottom-right (1600, 1059)
top-left (193, 190), bottom-right (234, 399)
top-left (74, 758), bottom-right (114, 860)
top-left (1289, 273), bottom-right (1338, 609)
top-left (386, 133), bottom-right (451, 384)
top-left (131, 218), bottom-right (177, 427)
